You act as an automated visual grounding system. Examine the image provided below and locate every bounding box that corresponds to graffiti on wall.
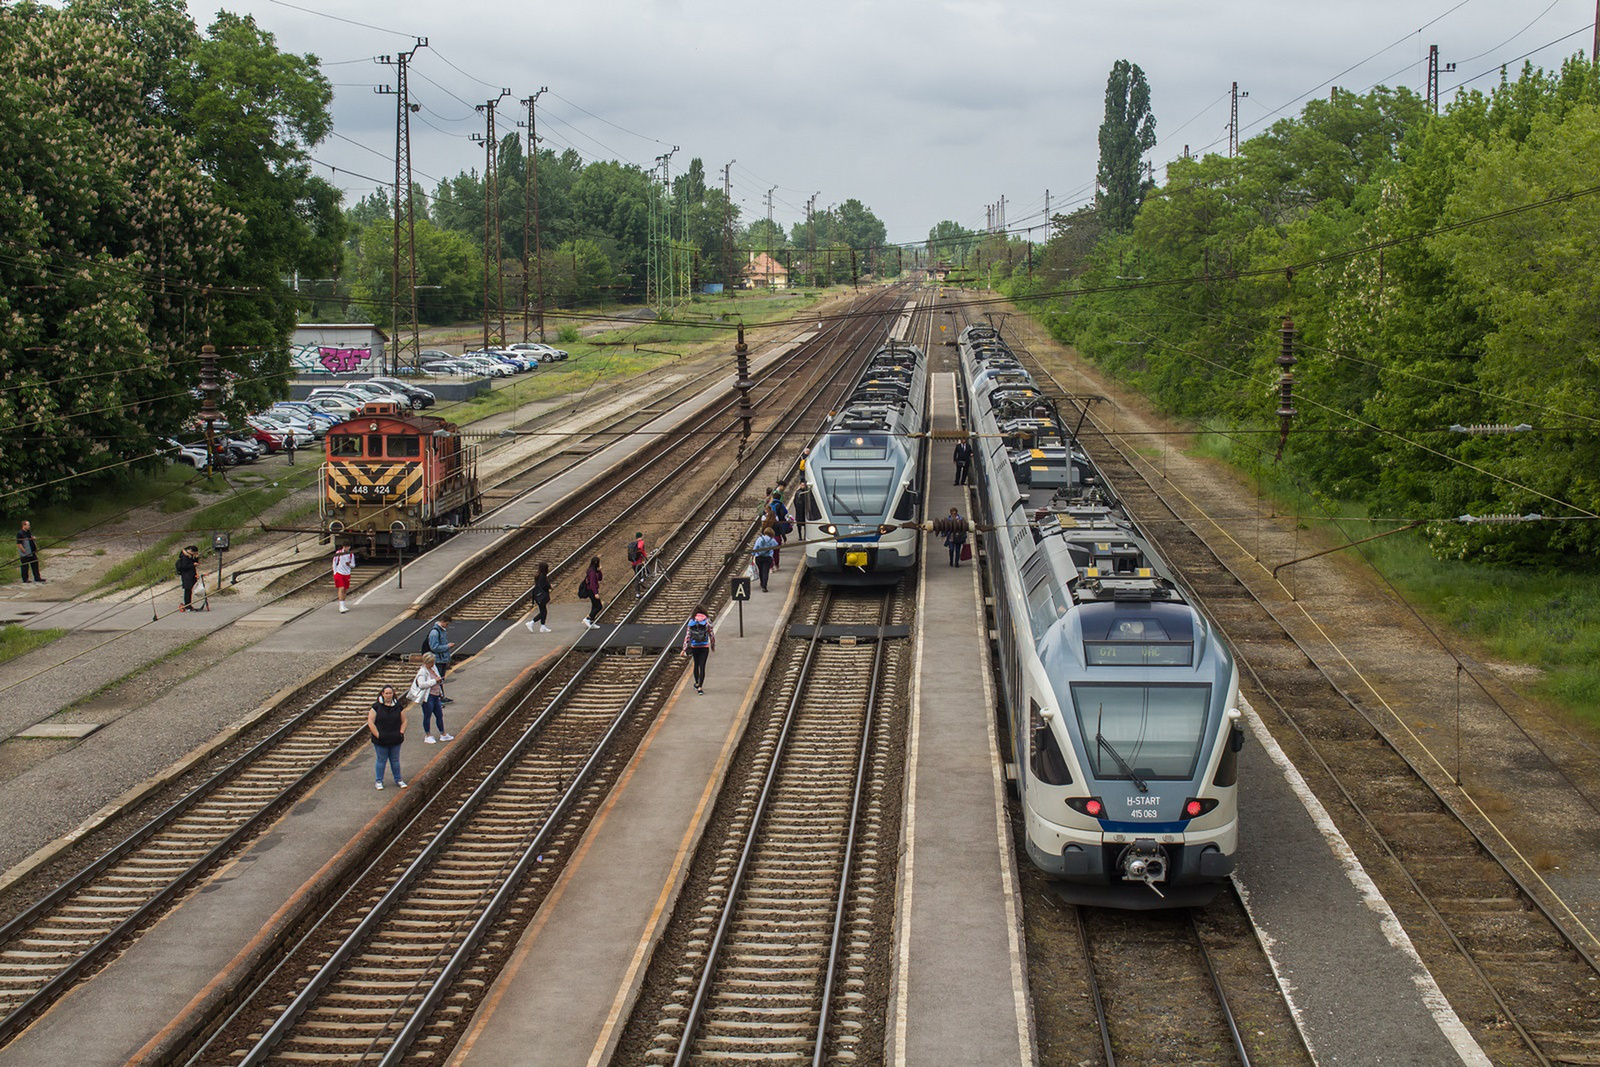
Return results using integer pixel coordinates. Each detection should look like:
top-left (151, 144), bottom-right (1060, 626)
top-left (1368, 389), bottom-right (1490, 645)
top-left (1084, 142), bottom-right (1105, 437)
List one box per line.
top-left (290, 343), bottom-right (377, 375)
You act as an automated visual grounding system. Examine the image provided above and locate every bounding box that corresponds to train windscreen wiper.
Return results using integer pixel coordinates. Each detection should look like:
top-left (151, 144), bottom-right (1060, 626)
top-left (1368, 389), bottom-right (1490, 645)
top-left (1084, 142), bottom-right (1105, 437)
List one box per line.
top-left (1096, 705), bottom-right (1150, 793)
top-left (829, 485), bottom-right (862, 519)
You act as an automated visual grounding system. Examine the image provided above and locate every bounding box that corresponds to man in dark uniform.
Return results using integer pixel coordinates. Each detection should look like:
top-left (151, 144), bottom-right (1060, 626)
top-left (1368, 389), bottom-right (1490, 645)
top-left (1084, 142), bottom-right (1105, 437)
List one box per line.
top-left (952, 439), bottom-right (972, 485)
top-left (16, 521), bottom-right (42, 583)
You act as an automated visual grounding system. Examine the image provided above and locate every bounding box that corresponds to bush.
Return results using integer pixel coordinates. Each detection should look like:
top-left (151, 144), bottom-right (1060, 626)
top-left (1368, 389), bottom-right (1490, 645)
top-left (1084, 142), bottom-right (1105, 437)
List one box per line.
top-left (557, 325), bottom-right (580, 344)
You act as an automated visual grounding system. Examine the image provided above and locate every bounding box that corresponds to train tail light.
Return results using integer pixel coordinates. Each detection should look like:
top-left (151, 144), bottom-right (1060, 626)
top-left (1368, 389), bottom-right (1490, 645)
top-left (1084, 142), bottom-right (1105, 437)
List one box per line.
top-left (1066, 797), bottom-right (1105, 818)
top-left (1183, 797), bottom-right (1219, 819)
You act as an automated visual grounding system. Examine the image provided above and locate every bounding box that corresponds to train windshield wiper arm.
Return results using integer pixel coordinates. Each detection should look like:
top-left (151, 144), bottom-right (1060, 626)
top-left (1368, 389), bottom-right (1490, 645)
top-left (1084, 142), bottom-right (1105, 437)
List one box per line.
top-left (829, 486), bottom-right (862, 519)
top-left (1096, 706), bottom-right (1149, 792)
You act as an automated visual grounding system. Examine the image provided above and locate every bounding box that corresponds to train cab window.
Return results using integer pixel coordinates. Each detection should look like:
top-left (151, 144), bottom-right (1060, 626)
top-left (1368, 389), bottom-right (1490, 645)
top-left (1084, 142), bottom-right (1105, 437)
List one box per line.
top-left (1071, 683), bottom-right (1211, 780)
top-left (386, 435), bottom-right (420, 458)
top-left (328, 434), bottom-right (362, 457)
top-left (367, 433), bottom-right (383, 457)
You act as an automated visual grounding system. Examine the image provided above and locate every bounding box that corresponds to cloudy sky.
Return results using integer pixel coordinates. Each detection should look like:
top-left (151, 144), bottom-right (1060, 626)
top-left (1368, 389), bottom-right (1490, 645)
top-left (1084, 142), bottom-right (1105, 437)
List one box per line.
top-left (192, 0), bottom-right (1597, 244)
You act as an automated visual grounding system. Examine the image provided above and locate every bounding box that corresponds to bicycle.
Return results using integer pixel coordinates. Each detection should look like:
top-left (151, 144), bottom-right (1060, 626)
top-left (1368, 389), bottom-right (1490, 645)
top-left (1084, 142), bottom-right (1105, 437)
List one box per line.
top-left (633, 556), bottom-right (666, 596)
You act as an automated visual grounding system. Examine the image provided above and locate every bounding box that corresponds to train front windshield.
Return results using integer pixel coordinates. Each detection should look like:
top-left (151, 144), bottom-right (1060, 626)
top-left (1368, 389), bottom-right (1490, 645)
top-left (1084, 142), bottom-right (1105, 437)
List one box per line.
top-left (823, 466), bottom-right (895, 521)
top-left (1070, 684), bottom-right (1211, 780)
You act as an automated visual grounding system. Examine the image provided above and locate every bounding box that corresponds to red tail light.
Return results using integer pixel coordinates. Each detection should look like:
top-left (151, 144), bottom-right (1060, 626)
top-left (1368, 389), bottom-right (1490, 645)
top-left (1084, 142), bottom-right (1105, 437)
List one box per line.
top-left (1183, 797), bottom-right (1219, 819)
top-left (1066, 797), bottom-right (1105, 818)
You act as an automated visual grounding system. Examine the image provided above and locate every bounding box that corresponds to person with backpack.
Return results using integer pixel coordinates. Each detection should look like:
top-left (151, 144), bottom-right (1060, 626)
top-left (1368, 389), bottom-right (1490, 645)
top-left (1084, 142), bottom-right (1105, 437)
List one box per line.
top-left (953, 439), bottom-right (973, 485)
top-left (367, 685), bottom-right (407, 790)
top-left (627, 531), bottom-right (648, 597)
top-left (525, 561), bottom-right (552, 633)
top-left (751, 526), bottom-right (779, 592)
top-left (332, 545), bottom-right (355, 613)
top-left (425, 616), bottom-right (455, 703)
top-left (411, 652), bottom-right (450, 743)
top-left (175, 544), bottom-right (200, 611)
top-left (681, 607), bottom-right (716, 694)
top-left (580, 556), bottom-right (603, 627)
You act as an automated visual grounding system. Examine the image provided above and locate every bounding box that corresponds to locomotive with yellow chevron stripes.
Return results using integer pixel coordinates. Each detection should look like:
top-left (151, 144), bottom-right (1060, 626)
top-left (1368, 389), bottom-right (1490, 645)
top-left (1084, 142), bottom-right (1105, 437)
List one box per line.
top-left (320, 401), bottom-right (481, 557)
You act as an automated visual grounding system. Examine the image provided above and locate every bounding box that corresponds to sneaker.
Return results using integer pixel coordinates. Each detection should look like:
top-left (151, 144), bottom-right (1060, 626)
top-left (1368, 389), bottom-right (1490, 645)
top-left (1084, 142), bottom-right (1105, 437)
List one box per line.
top-left (526, 620), bottom-right (537, 633)
top-left (398, 781), bottom-right (408, 788)
top-left (338, 603), bottom-right (349, 613)
top-left (440, 733), bottom-right (454, 741)
top-left (376, 782), bottom-right (384, 790)
top-left (695, 686), bottom-right (703, 694)
top-left (423, 735), bottom-right (436, 744)
top-left (582, 618), bottom-right (592, 628)
top-left (441, 696), bottom-right (454, 704)
top-left (539, 625), bottom-right (551, 633)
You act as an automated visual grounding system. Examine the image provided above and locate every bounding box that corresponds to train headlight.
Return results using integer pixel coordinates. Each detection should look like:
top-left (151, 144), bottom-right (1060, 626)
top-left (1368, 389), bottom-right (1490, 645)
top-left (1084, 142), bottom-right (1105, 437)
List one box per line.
top-left (1065, 797), bottom-right (1105, 818)
top-left (1183, 797), bottom-right (1219, 819)
top-left (822, 524), bottom-right (837, 536)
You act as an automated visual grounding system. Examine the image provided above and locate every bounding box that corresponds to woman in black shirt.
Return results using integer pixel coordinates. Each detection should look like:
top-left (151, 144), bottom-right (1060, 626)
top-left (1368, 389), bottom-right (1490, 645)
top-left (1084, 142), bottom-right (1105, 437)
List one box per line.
top-left (368, 685), bottom-right (407, 790)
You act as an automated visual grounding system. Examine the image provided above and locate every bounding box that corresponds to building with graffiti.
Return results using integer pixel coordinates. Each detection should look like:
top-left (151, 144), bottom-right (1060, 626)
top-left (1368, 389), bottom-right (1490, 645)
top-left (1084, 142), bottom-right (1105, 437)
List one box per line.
top-left (290, 324), bottom-right (389, 377)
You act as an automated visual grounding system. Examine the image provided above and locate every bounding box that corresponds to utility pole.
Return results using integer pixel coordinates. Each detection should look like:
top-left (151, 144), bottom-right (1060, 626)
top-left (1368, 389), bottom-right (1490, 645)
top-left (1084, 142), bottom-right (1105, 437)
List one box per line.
top-left (807, 194), bottom-right (818, 287)
top-left (765, 186), bottom-right (775, 289)
top-left (721, 159), bottom-right (735, 291)
top-left (377, 38), bottom-right (426, 376)
top-left (472, 88), bottom-right (510, 351)
top-left (999, 194), bottom-right (1006, 233)
top-left (1044, 188), bottom-right (1050, 220)
top-left (518, 87), bottom-right (547, 342)
top-left (1229, 81), bottom-right (1248, 157)
top-left (1426, 46), bottom-right (1455, 114)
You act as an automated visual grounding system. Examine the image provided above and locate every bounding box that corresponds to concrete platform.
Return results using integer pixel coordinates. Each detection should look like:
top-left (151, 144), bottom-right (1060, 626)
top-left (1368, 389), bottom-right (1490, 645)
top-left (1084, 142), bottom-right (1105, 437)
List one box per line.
top-left (445, 561), bottom-right (805, 1066)
top-left (887, 371), bottom-right (1032, 1066)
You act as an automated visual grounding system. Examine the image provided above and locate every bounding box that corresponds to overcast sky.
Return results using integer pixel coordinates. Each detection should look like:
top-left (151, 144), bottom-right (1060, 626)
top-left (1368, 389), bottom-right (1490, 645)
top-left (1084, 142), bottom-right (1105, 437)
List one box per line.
top-left (191, 0), bottom-right (1597, 244)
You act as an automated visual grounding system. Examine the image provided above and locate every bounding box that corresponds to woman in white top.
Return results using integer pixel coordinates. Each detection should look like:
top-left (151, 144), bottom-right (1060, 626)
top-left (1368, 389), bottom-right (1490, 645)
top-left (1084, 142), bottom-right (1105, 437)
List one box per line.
top-left (413, 652), bottom-right (451, 743)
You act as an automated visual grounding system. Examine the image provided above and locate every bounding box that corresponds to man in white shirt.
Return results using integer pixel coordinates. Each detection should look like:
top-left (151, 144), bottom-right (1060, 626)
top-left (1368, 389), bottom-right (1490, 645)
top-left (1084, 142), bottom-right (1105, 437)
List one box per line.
top-left (332, 546), bottom-right (355, 613)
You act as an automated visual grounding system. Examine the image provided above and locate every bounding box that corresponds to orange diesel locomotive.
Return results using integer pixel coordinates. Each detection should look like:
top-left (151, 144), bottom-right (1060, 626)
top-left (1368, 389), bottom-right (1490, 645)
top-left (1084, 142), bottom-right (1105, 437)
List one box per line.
top-left (320, 402), bottom-right (481, 556)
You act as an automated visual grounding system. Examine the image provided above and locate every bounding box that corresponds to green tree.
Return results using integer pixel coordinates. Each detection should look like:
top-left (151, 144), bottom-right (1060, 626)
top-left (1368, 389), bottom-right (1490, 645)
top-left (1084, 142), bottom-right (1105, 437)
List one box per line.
top-left (1095, 59), bottom-right (1157, 232)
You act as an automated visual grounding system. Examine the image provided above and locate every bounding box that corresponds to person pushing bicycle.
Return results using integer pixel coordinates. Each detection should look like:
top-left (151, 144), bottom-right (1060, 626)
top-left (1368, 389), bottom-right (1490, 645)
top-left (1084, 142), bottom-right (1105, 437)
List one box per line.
top-left (627, 531), bottom-right (649, 596)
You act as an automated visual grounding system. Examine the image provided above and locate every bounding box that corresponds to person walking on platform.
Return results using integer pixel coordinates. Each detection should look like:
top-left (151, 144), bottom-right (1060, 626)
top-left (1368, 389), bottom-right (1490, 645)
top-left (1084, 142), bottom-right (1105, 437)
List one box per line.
top-left (952, 439), bottom-right (972, 486)
top-left (332, 544), bottom-right (355, 613)
top-left (368, 685), bottom-right (407, 789)
top-left (284, 433), bottom-right (296, 465)
top-left (752, 526), bottom-right (778, 592)
top-left (16, 521), bottom-right (42, 584)
top-left (412, 652), bottom-right (449, 743)
top-left (176, 544), bottom-right (200, 610)
top-left (525, 561), bottom-right (552, 633)
top-left (792, 482), bottom-right (811, 540)
top-left (682, 607), bottom-right (716, 694)
top-left (581, 556), bottom-right (604, 627)
top-left (943, 506), bottom-right (968, 567)
top-left (426, 616), bottom-right (455, 703)
top-left (627, 531), bottom-right (649, 597)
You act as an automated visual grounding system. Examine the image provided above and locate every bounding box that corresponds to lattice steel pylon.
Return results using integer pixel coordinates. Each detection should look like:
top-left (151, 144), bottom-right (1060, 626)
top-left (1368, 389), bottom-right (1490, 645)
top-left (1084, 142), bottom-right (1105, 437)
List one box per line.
top-left (648, 146), bottom-right (678, 317)
top-left (377, 38), bottom-right (426, 375)
top-left (472, 88), bottom-right (511, 350)
top-left (519, 88), bottom-right (547, 342)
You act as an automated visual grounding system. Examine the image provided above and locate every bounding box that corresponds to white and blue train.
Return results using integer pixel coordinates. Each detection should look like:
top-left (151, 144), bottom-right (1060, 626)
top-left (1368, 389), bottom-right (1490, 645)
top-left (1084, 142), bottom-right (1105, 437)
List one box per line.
top-left (960, 325), bottom-right (1244, 907)
top-left (803, 339), bottom-right (928, 585)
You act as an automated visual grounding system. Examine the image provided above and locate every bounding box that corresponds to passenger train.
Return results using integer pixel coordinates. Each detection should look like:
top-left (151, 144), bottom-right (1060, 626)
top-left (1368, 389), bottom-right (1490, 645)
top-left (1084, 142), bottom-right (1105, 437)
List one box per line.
top-left (959, 324), bottom-right (1243, 907)
top-left (320, 401), bottom-right (481, 557)
top-left (803, 339), bottom-right (928, 585)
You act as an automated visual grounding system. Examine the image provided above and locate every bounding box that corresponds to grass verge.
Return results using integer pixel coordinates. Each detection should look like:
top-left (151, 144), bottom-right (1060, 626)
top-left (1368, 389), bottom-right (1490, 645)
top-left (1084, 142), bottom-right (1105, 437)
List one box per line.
top-left (0, 625), bottom-right (69, 668)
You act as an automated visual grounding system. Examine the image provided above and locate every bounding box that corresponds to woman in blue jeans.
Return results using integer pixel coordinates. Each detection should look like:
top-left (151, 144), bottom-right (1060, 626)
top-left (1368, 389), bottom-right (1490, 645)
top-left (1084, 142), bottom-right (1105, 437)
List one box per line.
top-left (368, 685), bottom-right (407, 789)
top-left (414, 653), bottom-right (450, 743)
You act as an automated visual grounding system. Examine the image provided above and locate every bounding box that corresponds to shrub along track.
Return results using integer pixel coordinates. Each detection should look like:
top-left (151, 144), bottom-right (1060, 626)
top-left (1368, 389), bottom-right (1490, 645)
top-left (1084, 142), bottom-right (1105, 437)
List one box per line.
top-left (169, 288), bottom-right (911, 1066)
top-left (0, 290), bottom-right (902, 1053)
top-left (1008, 326), bottom-right (1600, 1067)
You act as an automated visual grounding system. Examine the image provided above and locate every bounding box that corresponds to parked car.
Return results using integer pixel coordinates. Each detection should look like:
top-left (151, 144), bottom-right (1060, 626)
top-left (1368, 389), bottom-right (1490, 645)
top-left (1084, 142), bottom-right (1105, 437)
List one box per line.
top-left (420, 360), bottom-right (470, 377)
top-left (249, 416), bottom-right (312, 448)
top-left (459, 354), bottom-right (513, 378)
top-left (267, 404), bottom-right (334, 436)
top-left (166, 438), bottom-right (212, 469)
top-left (306, 395), bottom-right (359, 420)
top-left (366, 377), bottom-right (436, 408)
top-left (511, 342), bottom-right (569, 363)
top-left (308, 387), bottom-right (377, 412)
top-left (339, 380), bottom-right (416, 409)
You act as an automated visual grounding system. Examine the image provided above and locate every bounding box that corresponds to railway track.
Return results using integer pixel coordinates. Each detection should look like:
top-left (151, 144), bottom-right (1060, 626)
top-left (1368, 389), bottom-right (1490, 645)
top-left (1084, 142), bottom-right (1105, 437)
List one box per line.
top-left (1011, 328), bottom-right (1600, 1066)
top-left (1067, 883), bottom-right (1263, 1067)
top-left (619, 581), bottom-right (914, 1066)
top-left (176, 294), bottom-right (909, 1065)
top-left (0, 292), bottom-right (902, 1051)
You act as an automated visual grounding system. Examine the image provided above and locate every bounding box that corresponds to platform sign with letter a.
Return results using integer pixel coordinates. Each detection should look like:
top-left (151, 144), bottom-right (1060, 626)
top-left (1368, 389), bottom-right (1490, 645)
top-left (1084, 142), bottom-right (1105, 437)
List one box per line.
top-left (731, 576), bottom-right (751, 601)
